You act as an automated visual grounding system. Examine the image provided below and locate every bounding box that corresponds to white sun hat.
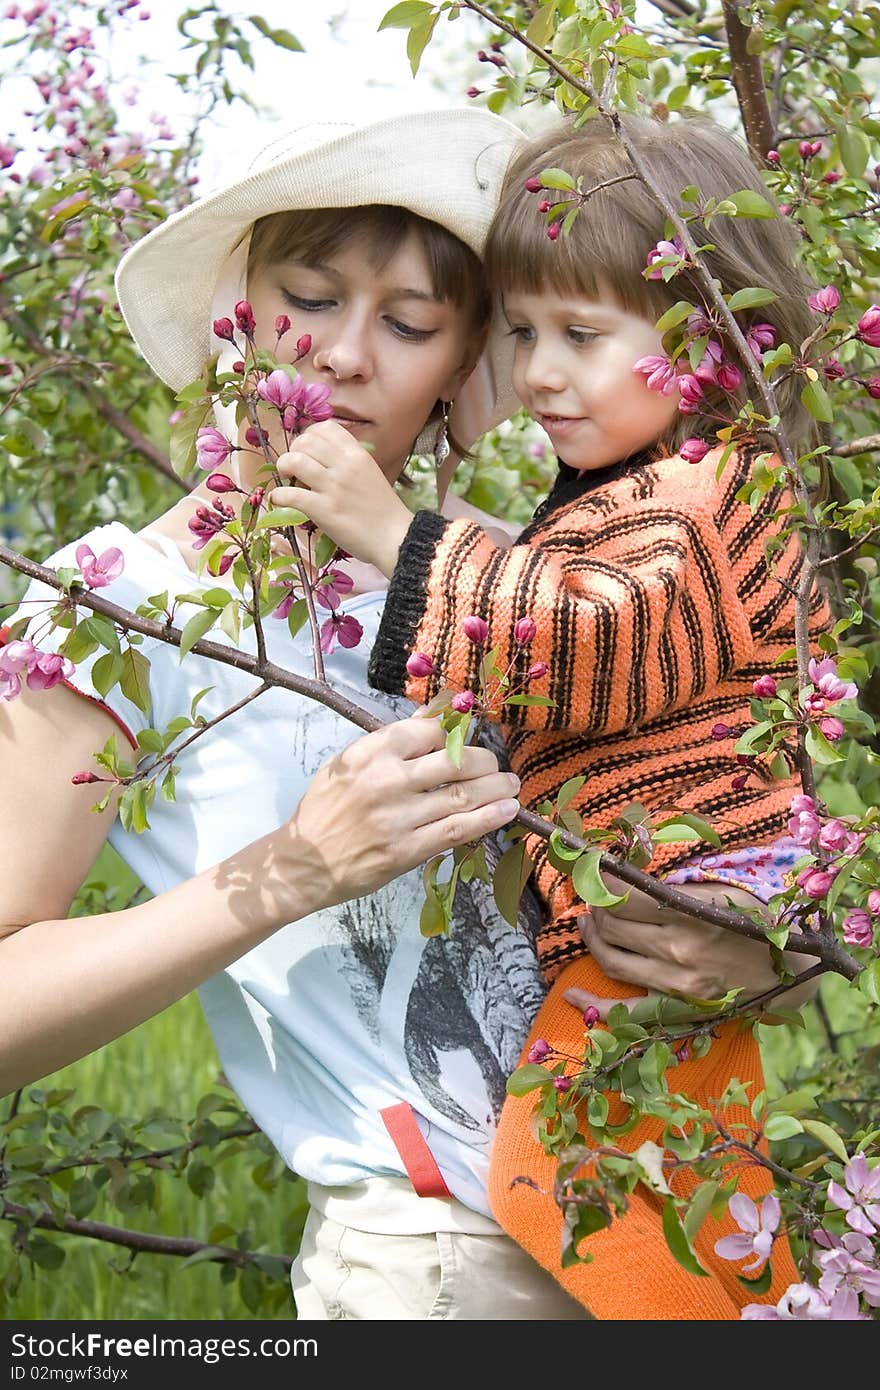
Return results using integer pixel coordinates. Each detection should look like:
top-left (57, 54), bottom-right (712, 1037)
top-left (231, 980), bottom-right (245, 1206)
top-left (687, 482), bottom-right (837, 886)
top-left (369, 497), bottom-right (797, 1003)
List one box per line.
top-left (115, 107), bottom-right (525, 462)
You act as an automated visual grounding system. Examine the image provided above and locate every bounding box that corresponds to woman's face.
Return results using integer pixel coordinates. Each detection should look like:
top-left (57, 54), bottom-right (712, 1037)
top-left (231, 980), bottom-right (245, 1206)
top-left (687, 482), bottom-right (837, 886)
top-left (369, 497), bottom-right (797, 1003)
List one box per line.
top-left (246, 229), bottom-right (478, 482)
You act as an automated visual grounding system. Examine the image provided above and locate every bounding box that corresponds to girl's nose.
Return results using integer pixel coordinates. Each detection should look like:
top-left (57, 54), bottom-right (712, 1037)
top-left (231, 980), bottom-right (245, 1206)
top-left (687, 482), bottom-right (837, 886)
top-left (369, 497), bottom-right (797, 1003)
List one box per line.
top-left (522, 341), bottom-right (565, 394)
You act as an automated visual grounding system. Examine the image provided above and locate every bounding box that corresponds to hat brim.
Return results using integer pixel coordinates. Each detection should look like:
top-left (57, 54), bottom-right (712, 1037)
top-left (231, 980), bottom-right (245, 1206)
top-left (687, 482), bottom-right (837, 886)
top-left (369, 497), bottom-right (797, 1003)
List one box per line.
top-left (116, 108), bottom-right (523, 443)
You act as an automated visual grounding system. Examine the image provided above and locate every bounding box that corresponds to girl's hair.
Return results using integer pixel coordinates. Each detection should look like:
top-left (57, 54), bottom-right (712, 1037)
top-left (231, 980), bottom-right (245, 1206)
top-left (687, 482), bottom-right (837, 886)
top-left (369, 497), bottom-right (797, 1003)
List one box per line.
top-left (485, 113), bottom-right (817, 453)
top-left (248, 204), bottom-right (491, 459)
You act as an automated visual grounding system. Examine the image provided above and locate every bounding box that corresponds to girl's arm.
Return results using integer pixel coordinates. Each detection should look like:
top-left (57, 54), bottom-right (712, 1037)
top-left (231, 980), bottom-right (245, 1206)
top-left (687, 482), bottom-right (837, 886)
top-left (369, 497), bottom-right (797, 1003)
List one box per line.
top-left (0, 684), bottom-right (519, 1095)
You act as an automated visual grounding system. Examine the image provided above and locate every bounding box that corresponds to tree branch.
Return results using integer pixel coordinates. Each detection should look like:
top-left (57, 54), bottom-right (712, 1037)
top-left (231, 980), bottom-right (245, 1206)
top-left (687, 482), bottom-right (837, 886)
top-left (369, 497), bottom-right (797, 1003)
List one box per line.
top-left (722, 0), bottom-right (776, 161)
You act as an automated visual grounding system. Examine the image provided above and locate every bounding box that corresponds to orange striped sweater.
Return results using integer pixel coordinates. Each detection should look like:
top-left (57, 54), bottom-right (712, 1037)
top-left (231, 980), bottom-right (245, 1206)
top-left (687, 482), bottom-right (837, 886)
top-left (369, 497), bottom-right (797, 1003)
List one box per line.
top-left (369, 445), bottom-right (832, 981)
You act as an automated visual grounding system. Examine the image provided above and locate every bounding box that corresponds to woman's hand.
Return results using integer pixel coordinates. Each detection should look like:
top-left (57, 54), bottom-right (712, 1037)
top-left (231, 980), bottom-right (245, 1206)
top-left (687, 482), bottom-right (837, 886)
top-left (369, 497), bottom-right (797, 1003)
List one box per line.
top-left (270, 420), bottom-right (414, 576)
top-left (279, 713), bottom-right (520, 912)
top-left (562, 877), bottom-right (821, 1021)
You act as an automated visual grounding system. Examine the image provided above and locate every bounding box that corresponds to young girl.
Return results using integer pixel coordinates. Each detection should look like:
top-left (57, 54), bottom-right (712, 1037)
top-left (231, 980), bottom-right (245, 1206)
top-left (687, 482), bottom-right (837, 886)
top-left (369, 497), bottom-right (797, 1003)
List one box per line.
top-left (273, 112), bottom-right (830, 1318)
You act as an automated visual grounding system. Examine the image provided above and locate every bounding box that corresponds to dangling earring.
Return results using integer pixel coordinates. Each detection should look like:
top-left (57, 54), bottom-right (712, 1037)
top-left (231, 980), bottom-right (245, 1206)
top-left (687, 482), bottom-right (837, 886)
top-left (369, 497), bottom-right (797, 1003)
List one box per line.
top-left (433, 399), bottom-right (451, 469)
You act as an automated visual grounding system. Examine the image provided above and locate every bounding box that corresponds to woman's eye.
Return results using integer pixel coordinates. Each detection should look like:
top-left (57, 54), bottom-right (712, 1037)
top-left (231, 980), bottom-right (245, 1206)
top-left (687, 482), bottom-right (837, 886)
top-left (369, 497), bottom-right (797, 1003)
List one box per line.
top-left (281, 291), bottom-right (335, 311)
top-left (386, 317), bottom-right (436, 342)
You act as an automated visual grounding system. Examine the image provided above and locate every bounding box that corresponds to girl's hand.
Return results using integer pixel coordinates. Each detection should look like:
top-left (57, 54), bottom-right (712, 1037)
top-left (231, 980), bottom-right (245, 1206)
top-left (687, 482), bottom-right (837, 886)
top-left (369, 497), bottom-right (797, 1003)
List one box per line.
top-left (279, 713), bottom-right (521, 912)
top-left (270, 420), bottom-right (414, 577)
top-left (563, 878), bottom-right (821, 1021)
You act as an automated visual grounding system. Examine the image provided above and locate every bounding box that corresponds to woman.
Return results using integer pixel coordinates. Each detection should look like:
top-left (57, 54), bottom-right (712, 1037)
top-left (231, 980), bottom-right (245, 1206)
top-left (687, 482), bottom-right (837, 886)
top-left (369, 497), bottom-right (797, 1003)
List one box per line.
top-left (1, 108), bottom-right (806, 1320)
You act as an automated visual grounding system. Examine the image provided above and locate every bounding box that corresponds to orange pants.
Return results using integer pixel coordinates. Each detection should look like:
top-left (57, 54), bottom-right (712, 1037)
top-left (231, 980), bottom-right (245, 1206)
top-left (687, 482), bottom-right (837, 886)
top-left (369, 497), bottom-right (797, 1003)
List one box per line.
top-left (487, 957), bottom-right (801, 1319)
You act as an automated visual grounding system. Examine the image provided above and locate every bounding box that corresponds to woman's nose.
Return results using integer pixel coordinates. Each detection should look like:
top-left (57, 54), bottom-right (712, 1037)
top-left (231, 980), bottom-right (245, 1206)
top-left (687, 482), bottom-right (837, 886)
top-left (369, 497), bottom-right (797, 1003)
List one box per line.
top-left (312, 326), bottom-right (373, 382)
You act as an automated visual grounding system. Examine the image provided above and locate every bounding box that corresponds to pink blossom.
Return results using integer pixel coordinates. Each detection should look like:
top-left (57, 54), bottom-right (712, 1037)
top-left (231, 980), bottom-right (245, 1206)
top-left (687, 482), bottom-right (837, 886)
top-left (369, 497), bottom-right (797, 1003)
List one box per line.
top-left (714, 1192), bottom-right (780, 1273)
top-left (528, 661), bottom-right (549, 680)
top-left (187, 500), bottom-right (233, 551)
top-left (313, 567), bottom-right (355, 612)
top-left (742, 1281), bottom-right (864, 1319)
top-left (514, 616), bottom-right (537, 645)
top-left (204, 472), bottom-right (238, 493)
top-left (546, 222), bottom-right (561, 242)
top-left (195, 427), bottom-right (234, 471)
top-left (788, 806), bottom-right (820, 846)
top-left (808, 656), bottom-right (857, 703)
top-left (815, 1230), bottom-right (880, 1308)
top-left (818, 715), bottom-right (845, 741)
top-left (553, 1075), bottom-right (572, 1093)
top-left (867, 890), bottom-right (880, 916)
top-left (462, 615), bottom-right (489, 644)
top-left (319, 611), bottom-right (364, 654)
top-left (75, 543), bottom-right (124, 589)
top-left (274, 314), bottom-right (291, 337)
top-left (796, 865), bottom-right (836, 900)
top-left (256, 369), bottom-right (301, 411)
top-left (582, 1005), bottom-right (601, 1027)
top-left (26, 651), bottom-right (74, 691)
top-left (790, 792), bottom-right (816, 815)
top-left (0, 142), bottom-right (15, 169)
top-left (280, 378), bottom-right (333, 434)
top-left (842, 909), bottom-right (874, 949)
top-left (213, 317), bottom-right (235, 342)
top-left (676, 374), bottom-right (703, 414)
top-left (645, 236), bottom-right (686, 279)
top-left (633, 353), bottom-right (678, 395)
top-left (818, 817), bottom-right (849, 852)
top-left (234, 299), bottom-right (256, 336)
top-left (746, 322), bottom-right (776, 358)
top-left (0, 638), bottom-right (38, 702)
top-left (825, 358), bottom-right (845, 380)
top-left (827, 1155), bottom-right (880, 1236)
top-left (717, 362), bottom-right (743, 392)
top-left (856, 305), bottom-right (880, 348)
top-left (711, 721), bottom-right (731, 739)
top-left (451, 690), bottom-right (476, 713)
top-left (752, 674), bottom-right (777, 698)
top-left (808, 285), bottom-right (840, 314)
top-left (680, 438), bottom-right (710, 464)
top-left (296, 334), bottom-right (312, 358)
top-left (526, 1038), bottom-right (551, 1063)
top-left (405, 651), bottom-right (435, 679)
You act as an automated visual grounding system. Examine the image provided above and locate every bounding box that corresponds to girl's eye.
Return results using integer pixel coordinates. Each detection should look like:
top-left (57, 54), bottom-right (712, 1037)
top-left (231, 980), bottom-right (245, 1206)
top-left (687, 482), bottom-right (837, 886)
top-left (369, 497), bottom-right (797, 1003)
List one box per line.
top-left (569, 328), bottom-right (598, 346)
top-left (386, 317), bottom-right (437, 343)
top-left (507, 324), bottom-right (535, 344)
top-left (281, 291), bottom-right (335, 312)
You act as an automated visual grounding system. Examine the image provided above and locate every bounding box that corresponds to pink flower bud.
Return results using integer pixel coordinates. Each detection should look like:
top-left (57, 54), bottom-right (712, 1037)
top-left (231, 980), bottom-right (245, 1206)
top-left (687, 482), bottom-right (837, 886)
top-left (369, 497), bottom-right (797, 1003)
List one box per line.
top-left (778, 203), bottom-right (792, 216)
top-left (546, 222), bottom-right (562, 241)
top-left (234, 299), bottom-right (256, 336)
top-left (823, 170), bottom-right (841, 184)
top-left (582, 1006), bottom-right (601, 1028)
top-left (717, 362), bottom-right (743, 392)
top-left (766, 149), bottom-right (780, 164)
top-left (461, 615), bottom-right (488, 644)
top-left (528, 661), bottom-right (549, 680)
top-left (212, 316), bottom-right (235, 342)
top-left (205, 472), bottom-right (237, 493)
top-left (405, 651), bottom-right (435, 679)
top-left (731, 772), bottom-right (750, 791)
top-left (71, 770), bottom-right (100, 784)
top-left (824, 358), bottom-right (845, 380)
top-left (752, 675), bottom-right (777, 698)
top-left (466, 86), bottom-right (480, 99)
top-left (867, 890), bottom-right (880, 916)
top-left (537, 199), bottom-right (552, 213)
top-left (247, 487), bottom-right (264, 510)
top-left (790, 793), bottom-right (816, 815)
top-left (842, 909), bottom-right (873, 949)
top-left (796, 865), bottom-right (836, 899)
top-left (680, 438), bottom-right (710, 464)
top-left (514, 616), bottom-right (537, 645)
top-left (245, 426), bottom-right (263, 448)
top-left (295, 334), bottom-right (312, 358)
top-left (274, 314), bottom-right (291, 337)
top-left (553, 1076), bottom-right (573, 1093)
top-left (524, 176), bottom-right (542, 193)
top-left (819, 715), bottom-right (845, 741)
top-left (799, 139), bottom-right (816, 160)
top-left (818, 817), bottom-right (848, 851)
top-left (866, 377), bottom-right (880, 399)
top-left (808, 285), bottom-right (840, 314)
top-left (527, 1038), bottom-right (551, 1063)
top-left (788, 808), bottom-right (820, 846)
top-left (856, 305), bottom-right (880, 348)
top-left (451, 690), bottom-right (476, 713)
top-left (711, 721), bottom-right (731, 740)
top-left (676, 374), bottom-right (704, 411)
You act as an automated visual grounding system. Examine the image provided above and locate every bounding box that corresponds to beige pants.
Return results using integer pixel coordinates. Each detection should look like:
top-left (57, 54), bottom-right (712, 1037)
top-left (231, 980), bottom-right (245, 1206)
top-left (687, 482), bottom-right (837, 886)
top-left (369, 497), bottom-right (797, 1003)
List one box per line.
top-left (291, 1204), bottom-right (589, 1321)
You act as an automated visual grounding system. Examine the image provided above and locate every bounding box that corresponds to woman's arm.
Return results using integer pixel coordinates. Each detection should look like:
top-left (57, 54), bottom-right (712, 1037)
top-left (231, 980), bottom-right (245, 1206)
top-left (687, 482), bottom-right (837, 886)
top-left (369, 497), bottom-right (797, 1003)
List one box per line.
top-left (562, 879), bottom-right (821, 1018)
top-left (0, 684), bottom-right (519, 1095)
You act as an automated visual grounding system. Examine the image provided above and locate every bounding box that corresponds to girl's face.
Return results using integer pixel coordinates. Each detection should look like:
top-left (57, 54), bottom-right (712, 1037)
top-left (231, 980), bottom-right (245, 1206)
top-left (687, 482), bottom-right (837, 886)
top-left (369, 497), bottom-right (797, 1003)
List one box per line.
top-left (503, 286), bottom-right (680, 470)
top-left (247, 230), bottom-right (477, 482)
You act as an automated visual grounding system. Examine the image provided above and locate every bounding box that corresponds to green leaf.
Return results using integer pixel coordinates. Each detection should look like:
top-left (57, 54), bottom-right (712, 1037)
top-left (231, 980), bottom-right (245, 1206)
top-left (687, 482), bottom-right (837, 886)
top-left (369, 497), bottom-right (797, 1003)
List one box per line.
top-left (572, 850), bottom-right (628, 908)
top-left (661, 1199), bottom-right (709, 1276)
top-left (726, 287), bottom-right (778, 312)
top-left (378, 0), bottom-right (433, 28)
top-left (804, 722), bottom-right (844, 763)
top-left (90, 651), bottom-right (125, 699)
top-left (119, 646), bottom-right (151, 717)
top-left (406, 11), bottom-right (438, 74)
top-left (655, 300), bottom-right (695, 332)
top-left (179, 607), bottom-right (218, 660)
top-left (493, 841), bottom-right (534, 927)
top-left (725, 190), bottom-right (777, 219)
top-left (526, 1), bottom-right (557, 47)
top-left (246, 16), bottom-right (303, 51)
top-left (764, 1114), bottom-right (804, 1141)
top-left (800, 1119), bottom-right (849, 1163)
top-left (169, 402), bottom-right (210, 476)
top-left (27, 1236), bottom-right (65, 1270)
top-left (556, 775), bottom-right (586, 812)
top-left (837, 124), bottom-right (870, 178)
top-left (857, 959), bottom-right (880, 1006)
top-left (538, 166), bottom-right (577, 191)
top-left (444, 713), bottom-right (470, 769)
top-left (506, 1063), bottom-right (554, 1097)
top-left (801, 376), bottom-right (834, 425)
top-left (737, 1261), bottom-right (772, 1294)
top-left (256, 507), bottom-right (308, 530)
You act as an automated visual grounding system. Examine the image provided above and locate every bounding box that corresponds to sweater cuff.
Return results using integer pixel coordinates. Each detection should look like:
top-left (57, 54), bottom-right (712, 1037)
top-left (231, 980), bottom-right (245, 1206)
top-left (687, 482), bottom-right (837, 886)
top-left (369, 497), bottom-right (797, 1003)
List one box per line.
top-left (368, 508), bottom-right (451, 695)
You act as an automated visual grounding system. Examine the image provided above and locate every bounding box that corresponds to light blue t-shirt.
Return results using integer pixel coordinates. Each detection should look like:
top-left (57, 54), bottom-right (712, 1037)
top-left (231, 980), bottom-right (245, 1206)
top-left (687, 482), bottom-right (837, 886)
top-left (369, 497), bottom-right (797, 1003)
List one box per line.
top-left (16, 522), bottom-right (546, 1225)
